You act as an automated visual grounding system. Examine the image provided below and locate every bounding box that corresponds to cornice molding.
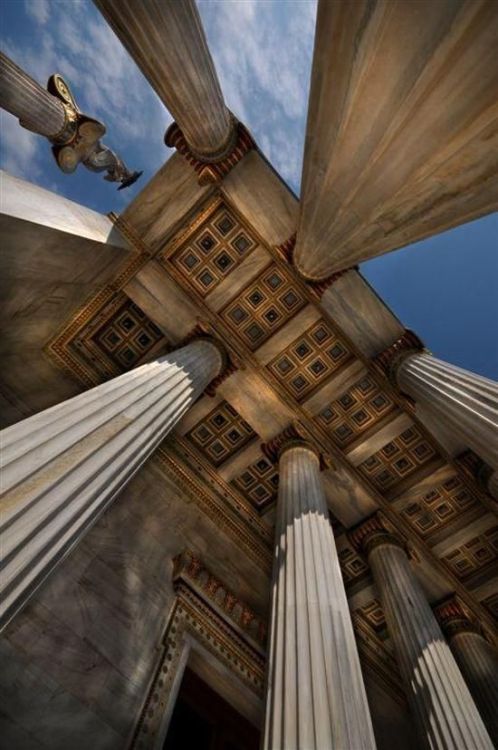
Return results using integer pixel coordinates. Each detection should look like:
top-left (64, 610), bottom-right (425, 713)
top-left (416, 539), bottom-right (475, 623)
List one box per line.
top-left (172, 550), bottom-right (267, 647)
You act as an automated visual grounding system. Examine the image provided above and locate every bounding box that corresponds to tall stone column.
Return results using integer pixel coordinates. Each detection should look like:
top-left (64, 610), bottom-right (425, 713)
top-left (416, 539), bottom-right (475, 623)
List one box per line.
top-left (0, 339), bottom-right (223, 631)
top-left (93, 0), bottom-right (235, 160)
top-left (264, 440), bottom-right (376, 750)
top-left (0, 51), bottom-right (66, 137)
top-left (376, 333), bottom-right (498, 484)
top-left (293, 0), bottom-right (498, 280)
top-left (351, 516), bottom-right (493, 750)
top-left (434, 598), bottom-right (498, 745)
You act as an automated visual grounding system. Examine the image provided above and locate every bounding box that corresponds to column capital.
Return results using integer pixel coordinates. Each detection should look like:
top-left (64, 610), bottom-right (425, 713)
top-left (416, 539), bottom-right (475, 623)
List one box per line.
top-left (434, 596), bottom-right (482, 639)
top-left (261, 422), bottom-right (332, 469)
top-left (177, 323), bottom-right (236, 396)
top-left (373, 330), bottom-right (425, 385)
top-left (349, 513), bottom-right (406, 557)
top-left (275, 234), bottom-right (356, 297)
top-left (456, 449), bottom-right (496, 499)
top-left (165, 117), bottom-right (255, 186)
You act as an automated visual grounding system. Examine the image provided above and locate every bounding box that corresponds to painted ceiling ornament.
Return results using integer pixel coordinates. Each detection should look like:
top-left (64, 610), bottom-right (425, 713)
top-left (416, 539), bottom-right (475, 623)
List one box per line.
top-left (47, 73), bottom-right (142, 190)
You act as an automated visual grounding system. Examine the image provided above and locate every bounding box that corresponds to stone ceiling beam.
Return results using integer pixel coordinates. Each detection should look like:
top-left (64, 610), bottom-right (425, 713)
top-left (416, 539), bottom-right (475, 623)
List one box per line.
top-left (93, 0), bottom-right (235, 160)
top-left (294, 0), bottom-right (498, 280)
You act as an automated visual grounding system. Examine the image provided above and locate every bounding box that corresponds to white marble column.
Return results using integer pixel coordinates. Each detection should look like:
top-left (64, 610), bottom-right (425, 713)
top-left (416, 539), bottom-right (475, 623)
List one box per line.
top-left (93, 0), bottom-right (235, 160)
top-left (293, 0), bottom-right (498, 280)
top-left (264, 441), bottom-right (376, 750)
top-left (0, 51), bottom-right (66, 137)
top-left (0, 339), bottom-right (223, 631)
top-left (352, 517), bottom-right (493, 750)
top-left (394, 352), bottom-right (498, 472)
top-left (434, 598), bottom-right (498, 745)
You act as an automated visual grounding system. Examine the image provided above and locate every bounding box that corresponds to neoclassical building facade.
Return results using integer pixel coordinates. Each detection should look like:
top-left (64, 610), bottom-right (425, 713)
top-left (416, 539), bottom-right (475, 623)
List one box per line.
top-left (1, 1), bottom-right (497, 749)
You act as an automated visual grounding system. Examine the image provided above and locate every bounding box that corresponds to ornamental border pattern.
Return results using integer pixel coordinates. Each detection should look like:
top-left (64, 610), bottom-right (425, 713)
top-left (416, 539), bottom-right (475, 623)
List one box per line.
top-left (129, 554), bottom-right (265, 749)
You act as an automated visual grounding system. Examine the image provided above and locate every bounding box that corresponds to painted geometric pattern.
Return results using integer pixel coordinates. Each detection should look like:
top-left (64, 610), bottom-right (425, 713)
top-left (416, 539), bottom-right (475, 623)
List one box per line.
top-left (443, 526), bottom-right (498, 580)
top-left (358, 426), bottom-right (438, 492)
top-left (68, 293), bottom-right (169, 382)
top-left (267, 319), bottom-right (353, 401)
top-left (355, 600), bottom-right (386, 634)
top-left (231, 453), bottom-right (279, 511)
top-left (167, 203), bottom-right (257, 296)
top-left (221, 263), bottom-right (306, 350)
top-left (400, 475), bottom-right (478, 539)
top-left (318, 375), bottom-right (397, 448)
top-left (186, 400), bottom-right (256, 467)
top-left (92, 298), bottom-right (165, 370)
top-left (337, 542), bottom-right (369, 586)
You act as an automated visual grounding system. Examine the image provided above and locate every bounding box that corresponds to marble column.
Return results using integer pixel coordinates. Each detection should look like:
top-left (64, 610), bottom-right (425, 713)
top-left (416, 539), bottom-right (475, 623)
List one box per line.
top-left (393, 351), bottom-right (498, 473)
top-left (264, 440), bottom-right (376, 750)
top-left (351, 516), bottom-right (493, 750)
top-left (0, 51), bottom-right (66, 137)
top-left (93, 0), bottom-right (235, 160)
top-left (0, 339), bottom-right (223, 631)
top-left (434, 598), bottom-right (498, 745)
top-left (293, 0), bottom-right (498, 280)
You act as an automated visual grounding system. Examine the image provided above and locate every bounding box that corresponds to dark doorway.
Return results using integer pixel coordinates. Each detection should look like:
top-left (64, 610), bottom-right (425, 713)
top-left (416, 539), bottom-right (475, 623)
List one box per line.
top-left (163, 667), bottom-right (260, 750)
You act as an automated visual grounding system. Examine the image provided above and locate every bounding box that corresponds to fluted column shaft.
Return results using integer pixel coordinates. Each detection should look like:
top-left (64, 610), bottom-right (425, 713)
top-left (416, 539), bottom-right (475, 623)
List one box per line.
top-left (264, 443), bottom-right (376, 750)
top-left (0, 51), bottom-right (65, 137)
top-left (0, 339), bottom-right (222, 631)
top-left (448, 632), bottom-right (498, 744)
top-left (365, 535), bottom-right (493, 749)
top-left (93, 0), bottom-right (234, 159)
top-left (395, 352), bottom-right (498, 471)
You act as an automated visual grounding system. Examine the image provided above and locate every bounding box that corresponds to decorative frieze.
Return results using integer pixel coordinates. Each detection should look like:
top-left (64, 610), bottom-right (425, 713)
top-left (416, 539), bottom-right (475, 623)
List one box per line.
top-left (130, 551), bottom-right (265, 749)
top-left (172, 551), bottom-right (267, 646)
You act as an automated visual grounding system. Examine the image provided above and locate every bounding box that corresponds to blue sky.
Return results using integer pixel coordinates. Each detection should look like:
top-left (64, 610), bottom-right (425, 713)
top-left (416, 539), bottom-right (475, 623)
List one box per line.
top-left (1, 0), bottom-right (497, 378)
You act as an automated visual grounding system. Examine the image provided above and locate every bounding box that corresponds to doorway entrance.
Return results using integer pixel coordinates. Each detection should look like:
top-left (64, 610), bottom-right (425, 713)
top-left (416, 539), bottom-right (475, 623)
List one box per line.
top-left (163, 667), bottom-right (260, 750)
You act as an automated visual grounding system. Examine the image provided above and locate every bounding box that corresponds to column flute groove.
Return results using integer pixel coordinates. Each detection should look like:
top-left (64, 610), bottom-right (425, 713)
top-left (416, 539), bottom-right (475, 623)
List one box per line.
top-left (0, 339), bottom-right (223, 631)
top-left (435, 598), bottom-right (498, 745)
top-left (263, 441), bottom-right (376, 749)
top-left (93, 0), bottom-right (235, 160)
top-left (351, 516), bottom-right (493, 749)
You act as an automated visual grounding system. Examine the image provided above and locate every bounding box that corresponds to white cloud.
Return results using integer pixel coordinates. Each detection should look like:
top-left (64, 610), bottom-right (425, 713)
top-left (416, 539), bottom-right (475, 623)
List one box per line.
top-left (24, 0), bottom-right (50, 25)
top-left (2, 0), bottom-right (316, 204)
top-left (0, 110), bottom-right (43, 180)
top-left (197, 0), bottom-right (317, 192)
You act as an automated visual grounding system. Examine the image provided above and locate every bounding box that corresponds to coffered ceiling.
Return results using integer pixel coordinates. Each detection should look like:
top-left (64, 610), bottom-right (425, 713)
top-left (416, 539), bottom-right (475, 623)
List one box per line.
top-left (4, 150), bottom-right (497, 708)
